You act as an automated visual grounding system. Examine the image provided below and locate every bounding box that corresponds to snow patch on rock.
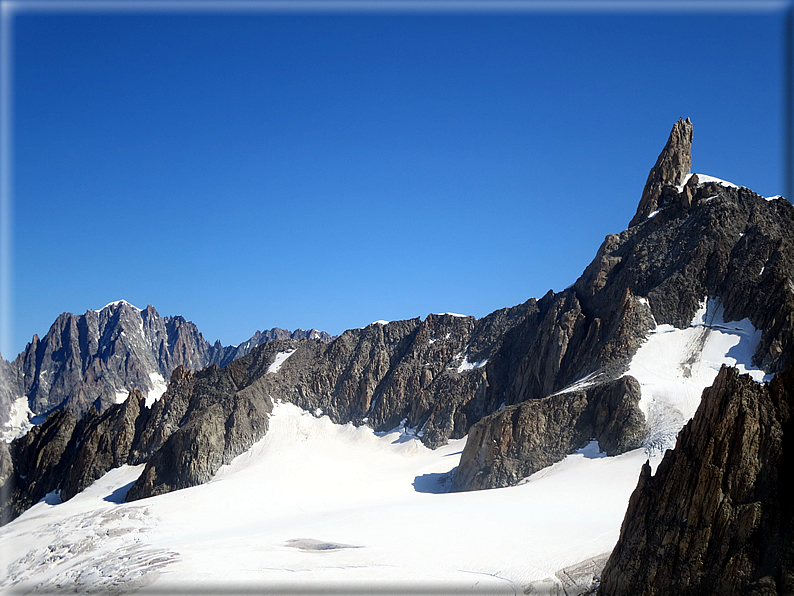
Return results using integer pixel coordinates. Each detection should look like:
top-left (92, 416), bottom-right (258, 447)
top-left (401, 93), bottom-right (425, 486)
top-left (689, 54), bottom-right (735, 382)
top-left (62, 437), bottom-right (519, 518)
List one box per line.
top-left (694, 173), bottom-right (739, 189)
top-left (456, 356), bottom-right (488, 373)
top-left (550, 372), bottom-right (599, 396)
top-left (2, 396), bottom-right (34, 443)
top-left (95, 299), bottom-right (142, 312)
top-left (146, 373), bottom-right (168, 408)
top-left (267, 349), bottom-right (297, 374)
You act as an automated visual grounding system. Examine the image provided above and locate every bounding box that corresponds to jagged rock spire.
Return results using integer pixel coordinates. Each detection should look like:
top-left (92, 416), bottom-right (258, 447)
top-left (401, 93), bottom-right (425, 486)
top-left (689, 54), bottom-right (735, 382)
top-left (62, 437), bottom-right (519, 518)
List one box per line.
top-left (629, 118), bottom-right (693, 226)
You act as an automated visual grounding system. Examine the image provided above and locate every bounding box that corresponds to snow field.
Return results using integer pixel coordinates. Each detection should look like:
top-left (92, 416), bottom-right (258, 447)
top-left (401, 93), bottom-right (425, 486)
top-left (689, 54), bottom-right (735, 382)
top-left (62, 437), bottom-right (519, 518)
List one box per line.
top-left (266, 349), bottom-right (297, 374)
top-left (1, 402), bottom-right (646, 593)
top-left (693, 173), bottom-right (739, 188)
top-left (146, 372), bottom-right (168, 407)
top-left (113, 372), bottom-right (169, 408)
top-left (456, 356), bottom-right (488, 373)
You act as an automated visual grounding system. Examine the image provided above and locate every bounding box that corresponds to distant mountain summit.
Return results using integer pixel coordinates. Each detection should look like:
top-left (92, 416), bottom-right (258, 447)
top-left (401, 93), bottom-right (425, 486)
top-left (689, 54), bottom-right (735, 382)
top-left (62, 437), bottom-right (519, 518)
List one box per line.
top-left (0, 301), bottom-right (332, 439)
top-left (16, 300), bottom-right (211, 417)
top-left (209, 327), bottom-right (332, 369)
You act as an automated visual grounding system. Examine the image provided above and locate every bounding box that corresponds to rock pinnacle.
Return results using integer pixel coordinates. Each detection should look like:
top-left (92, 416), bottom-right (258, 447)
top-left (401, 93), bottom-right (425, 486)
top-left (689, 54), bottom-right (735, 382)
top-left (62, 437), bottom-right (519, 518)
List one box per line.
top-left (629, 118), bottom-right (693, 226)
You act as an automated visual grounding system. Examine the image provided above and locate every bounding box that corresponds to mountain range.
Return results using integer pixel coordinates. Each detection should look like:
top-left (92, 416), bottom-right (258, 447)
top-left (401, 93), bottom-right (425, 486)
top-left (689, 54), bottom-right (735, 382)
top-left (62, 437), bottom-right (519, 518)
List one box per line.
top-left (0, 119), bottom-right (792, 594)
top-left (0, 302), bottom-right (332, 440)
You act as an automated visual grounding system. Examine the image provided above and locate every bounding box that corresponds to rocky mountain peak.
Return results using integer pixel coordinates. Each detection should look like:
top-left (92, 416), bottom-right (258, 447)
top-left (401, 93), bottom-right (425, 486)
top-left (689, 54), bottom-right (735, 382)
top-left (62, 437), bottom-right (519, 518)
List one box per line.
top-left (629, 117), bottom-right (693, 226)
top-left (95, 299), bottom-right (141, 312)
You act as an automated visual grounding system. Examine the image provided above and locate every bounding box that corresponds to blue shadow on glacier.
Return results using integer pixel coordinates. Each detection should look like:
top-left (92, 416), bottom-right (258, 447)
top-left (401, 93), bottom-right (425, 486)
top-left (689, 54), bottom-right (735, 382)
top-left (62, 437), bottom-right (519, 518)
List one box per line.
top-left (413, 469), bottom-right (456, 494)
top-left (104, 479), bottom-right (138, 503)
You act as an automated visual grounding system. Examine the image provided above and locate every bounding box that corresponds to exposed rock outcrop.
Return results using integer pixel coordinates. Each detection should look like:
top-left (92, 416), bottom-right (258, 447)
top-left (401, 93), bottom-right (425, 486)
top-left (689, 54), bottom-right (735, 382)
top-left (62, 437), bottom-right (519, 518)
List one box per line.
top-left (598, 364), bottom-right (794, 595)
top-left (0, 440), bottom-right (12, 489)
top-left (0, 408), bottom-right (77, 524)
top-left (126, 356), bottom-right (274, 500)
top-left (59, 389), bottom-right (151, 502)
top-left (451, 375), bottom-right (645, 491)
top-left (0, 355), bottom-right (20, 439)
top-left (524, 552), bottom-right (610, 596)
top-left (12, 301), bottom-right (216, 417)
top-left (127, 312), bottom-right (528, 500)
top-left (630, 117), bottom-right (693, 226)
top-left (209, 327), bottom-right (333, 368)
top-left (0, 344), bottom-right (283, 515)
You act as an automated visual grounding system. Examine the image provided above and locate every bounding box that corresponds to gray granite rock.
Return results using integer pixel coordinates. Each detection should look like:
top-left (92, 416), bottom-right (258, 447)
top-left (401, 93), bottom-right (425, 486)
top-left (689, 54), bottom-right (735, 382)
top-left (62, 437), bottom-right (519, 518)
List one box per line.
top-left (598, 364), bottom-right (794, 595)
top-left (450, 375), bottom-right (644, 492)
top-left (1, 408), bottom-right (78, 524)
top-left (7, 300), bottom-right (333, 421)
top-left (60, 389), bottom-right (150, 502)
top-left (630, 117), bottom-right (693, 226)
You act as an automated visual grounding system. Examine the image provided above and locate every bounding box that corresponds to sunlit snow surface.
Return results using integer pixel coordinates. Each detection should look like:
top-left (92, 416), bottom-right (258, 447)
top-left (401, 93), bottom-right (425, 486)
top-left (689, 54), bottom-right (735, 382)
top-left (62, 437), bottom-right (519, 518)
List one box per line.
top-left (94, 299), bottom-right (142, 312)
top-left (113, 373), bottom-right (169, 408)
top-left (456, 356), bottom-right (488, 373)
top-left (0, 297), bottom-right (770, 593)
top-left (627, 297), bottom-right (769, 469)
top-left (692, 172), bottom-right (739, 188)
top-left (146, 373), bottom-right (168, 408)
top-left (1, 396), bottom-right (34, 443)
top-left (1, 402), bottom-right (647, 593)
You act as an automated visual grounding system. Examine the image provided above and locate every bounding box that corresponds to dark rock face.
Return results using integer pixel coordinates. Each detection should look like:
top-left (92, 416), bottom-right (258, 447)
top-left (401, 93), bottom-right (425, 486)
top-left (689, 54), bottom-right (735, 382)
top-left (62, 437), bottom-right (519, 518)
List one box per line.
top-left (630, 117), bottom-right (693, 226)
top-left (209, 327), bottom-right (333, 368)
top-left (578, 182), bottom-right (794, 372)
top-left (12, 301), bottom-right (215, 417)
top-left (0, 355), bottom-right (22, 439)
top-left (0, 440), bottom-right (12, 489)
top-left (126, 311), bottom-right (533, 500)
top-left (126, 356), bottom-right (274, 500)
top-left (59, 389), bottom-right (151, 502)
top-left (451, 376), bottom-right (644, 491)
top-left (0, 344), bottom-right (283, 517)
top-left (121, 307), bottom-right (547, 501)
top-left (525, 552), bottom-right (610, 596)
top-left (598, 365), bottom-right (794, 596)
top-left (0, 408), bottom-right (77, 524)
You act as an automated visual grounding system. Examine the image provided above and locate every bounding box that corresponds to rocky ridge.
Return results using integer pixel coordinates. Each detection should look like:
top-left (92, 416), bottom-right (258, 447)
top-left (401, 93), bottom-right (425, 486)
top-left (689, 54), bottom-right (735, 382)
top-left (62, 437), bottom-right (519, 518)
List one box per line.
top-left (1, 119), bottom-right (792, 528)
top-left (598, 364), bottom-right (794, 595)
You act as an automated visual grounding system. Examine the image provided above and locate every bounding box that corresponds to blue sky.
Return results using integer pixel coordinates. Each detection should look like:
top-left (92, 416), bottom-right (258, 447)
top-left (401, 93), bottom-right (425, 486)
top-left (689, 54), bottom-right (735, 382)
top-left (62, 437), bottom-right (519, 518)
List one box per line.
top-left (4, 2), bottom-right (790, 357)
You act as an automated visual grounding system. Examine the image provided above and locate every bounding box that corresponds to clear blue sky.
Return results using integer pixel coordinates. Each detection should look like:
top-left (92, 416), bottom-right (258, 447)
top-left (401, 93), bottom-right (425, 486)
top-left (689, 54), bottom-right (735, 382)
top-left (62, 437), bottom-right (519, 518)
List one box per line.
top-left (4, 2), bottom-right (790, 357)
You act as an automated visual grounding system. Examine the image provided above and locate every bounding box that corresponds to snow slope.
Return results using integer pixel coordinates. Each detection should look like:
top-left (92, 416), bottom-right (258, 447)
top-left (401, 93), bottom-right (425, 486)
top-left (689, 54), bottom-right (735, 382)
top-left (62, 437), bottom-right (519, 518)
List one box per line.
top-left (628, 297), bottom-right (769, 468)
top-left (0, 296), bottom-right (770, 593)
